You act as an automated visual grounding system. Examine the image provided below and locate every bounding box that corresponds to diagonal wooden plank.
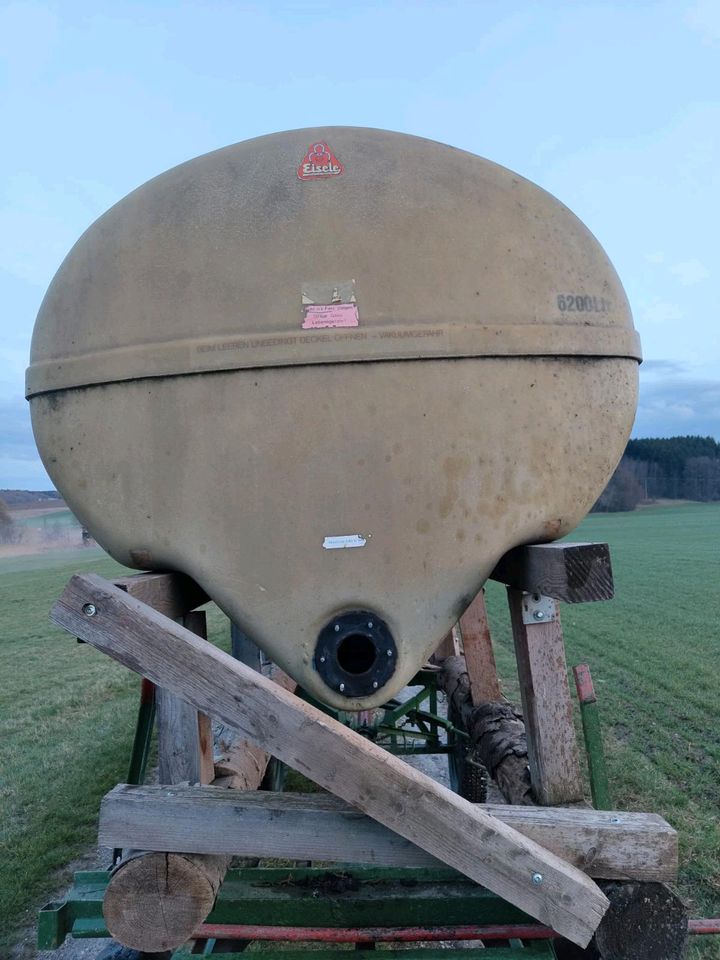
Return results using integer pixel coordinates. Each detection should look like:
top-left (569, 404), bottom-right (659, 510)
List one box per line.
top-left (51, 573), bottom-right (609, 948)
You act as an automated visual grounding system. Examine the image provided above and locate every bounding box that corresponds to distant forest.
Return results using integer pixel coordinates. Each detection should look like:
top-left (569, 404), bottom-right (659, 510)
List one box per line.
top-left (592, 435), bottom-right (720, 512)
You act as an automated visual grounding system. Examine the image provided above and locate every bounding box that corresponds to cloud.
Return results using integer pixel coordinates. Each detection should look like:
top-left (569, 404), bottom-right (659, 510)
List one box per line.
top-left (0, 397), bottom-right (39, 462)
top-left (669, 258), bottom-right (711, 286)
top-left (0, 395), bottom-right (53, 488)
top-left (685, 0), bottom-right (720, 45)
top-left (640, 359), bottom-right (688, 376)
top-left (639, 299), bottom-right (684, 324)
top-left (634, 377), bottom-right (720, 439)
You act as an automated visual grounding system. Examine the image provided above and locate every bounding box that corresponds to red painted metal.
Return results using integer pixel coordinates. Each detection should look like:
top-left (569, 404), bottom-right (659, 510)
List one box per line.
top-left (195, 918), bottom-right (720, 942)
top-left (690, 919), bottom-right (720, 935)
top-left (195, 923), bottom-right (558, 942)
top-left (573, 663), bottom-right (596, 704)
top-left (139, 677), bottom-right (155, 705)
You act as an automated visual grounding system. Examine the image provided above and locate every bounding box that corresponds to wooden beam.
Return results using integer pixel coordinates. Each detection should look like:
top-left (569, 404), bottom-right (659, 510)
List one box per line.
top-left (507, 589), bottom-right (584, 805)
top-left (113, 571), bottom-right (209, 620)
top-left (99, 785), bottom-right (679, 884)
top-left (156, 610), bottom-right (214, 785)
top-left (432, 625), bottom-right (461, 662)
top-left (458, 591), bottom-right (501, 704)
top-left (52, 573), bottom-right (609, 948)
top-left (491, 542), bottom-right (613, 603)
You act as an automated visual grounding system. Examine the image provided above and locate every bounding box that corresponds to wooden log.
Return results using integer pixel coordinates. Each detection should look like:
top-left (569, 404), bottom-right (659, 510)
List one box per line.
top-left (555, 881), bottom-right (688, 960)
top-left (103, 739), bottom-right (268, 950)
top-left (53, 574), bottom-right (609, 948)
top-left (213, 666), bottom-right (296, 788)
top-left (507, 589), bottom-right (584, 805)
top-left (104, 850), bottom-right (229, 953)
top-left (593, 881), bottom-right (688, 960)
top-left (439, 656), bottom-right (532, 805)
top-left (99, 785), bottom-right (679, 883)
top-left (458, 590), bottom-right (501, 704)
top-left (490, 542), bottom-right (613, 603)
top-left (113, 571), bottom-right (209, 620)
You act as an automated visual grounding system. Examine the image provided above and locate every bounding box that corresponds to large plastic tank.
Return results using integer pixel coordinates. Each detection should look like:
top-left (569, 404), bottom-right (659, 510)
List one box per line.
top-left (27, 127), bottom-right (640, 709)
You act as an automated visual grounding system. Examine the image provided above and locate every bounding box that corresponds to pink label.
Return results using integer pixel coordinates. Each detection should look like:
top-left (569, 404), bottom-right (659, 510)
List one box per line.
top-left (302, 303), bottom-right (359, 329)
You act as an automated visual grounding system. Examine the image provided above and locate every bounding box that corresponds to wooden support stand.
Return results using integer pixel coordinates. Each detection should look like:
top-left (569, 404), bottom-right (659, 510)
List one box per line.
top-left (53, 573), bottom-right (610, 948)
top-left (507, 591), bottom-right (584, 805)
top-left (495, 545), bottom-right (609, 806)
top-left (48, 543), bottom-right (686, 958)
top-left (490, 542), bottom-right (614, 604)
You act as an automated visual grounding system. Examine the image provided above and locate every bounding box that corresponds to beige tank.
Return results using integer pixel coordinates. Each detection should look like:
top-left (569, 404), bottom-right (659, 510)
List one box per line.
top-left (27, 127), bottom-right (640, 709)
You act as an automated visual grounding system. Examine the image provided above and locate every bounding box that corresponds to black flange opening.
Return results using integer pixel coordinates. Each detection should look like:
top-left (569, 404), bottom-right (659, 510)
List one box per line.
top-left (314, 611), bottom-right (396, 698)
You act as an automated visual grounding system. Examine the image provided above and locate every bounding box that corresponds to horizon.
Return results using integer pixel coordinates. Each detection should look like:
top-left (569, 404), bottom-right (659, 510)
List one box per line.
top-left (2, 2), bottom-right (718, 487)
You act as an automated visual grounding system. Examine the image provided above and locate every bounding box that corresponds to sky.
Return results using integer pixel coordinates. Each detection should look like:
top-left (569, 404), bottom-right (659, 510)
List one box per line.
top-left (1, 0), bottom-right (718, 489)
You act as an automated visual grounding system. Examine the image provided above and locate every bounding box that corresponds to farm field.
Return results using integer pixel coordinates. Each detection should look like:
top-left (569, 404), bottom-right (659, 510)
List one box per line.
top-left (0, 547), bottom-right (229, 956)
top-left (486, 502), bottom-right (720, 958)
top-left (0, 503), bottom-right (718, 957)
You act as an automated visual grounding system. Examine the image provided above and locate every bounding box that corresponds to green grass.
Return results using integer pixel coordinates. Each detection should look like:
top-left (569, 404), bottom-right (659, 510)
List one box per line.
top-left (1, 505), bottom-right (719, 956)
top-left (484, 502), bottom-right (720, 958)
top-left (0, 546), bottom-right (229, 952)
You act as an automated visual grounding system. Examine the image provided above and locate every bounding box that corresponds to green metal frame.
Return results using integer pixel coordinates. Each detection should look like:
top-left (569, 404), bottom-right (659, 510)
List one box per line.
top-left (301, 668), bottom-right (468, 756)
top-left (174, 946), bottom-right (555, 959)
top-left (39, 866), bottom-right (556, 956)
top-left (578, 696), bottom-right (611, 810)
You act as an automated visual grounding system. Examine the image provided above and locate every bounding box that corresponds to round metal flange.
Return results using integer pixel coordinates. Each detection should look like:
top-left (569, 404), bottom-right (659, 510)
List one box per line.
top-left (314, 611), bottom-right (397, 699)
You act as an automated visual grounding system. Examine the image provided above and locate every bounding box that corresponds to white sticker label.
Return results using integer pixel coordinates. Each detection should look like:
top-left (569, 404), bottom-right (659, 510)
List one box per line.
top-left (323, 534), bottom-right (367, 550)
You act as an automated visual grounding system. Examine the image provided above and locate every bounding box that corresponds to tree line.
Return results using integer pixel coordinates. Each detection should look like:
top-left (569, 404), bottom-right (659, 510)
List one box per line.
top-left (592, 435), bottom-right (720, 512)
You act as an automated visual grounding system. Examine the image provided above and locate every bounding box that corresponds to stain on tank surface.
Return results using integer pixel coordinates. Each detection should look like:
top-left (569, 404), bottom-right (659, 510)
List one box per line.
top-left (439, 456), bottom-right (470, 520)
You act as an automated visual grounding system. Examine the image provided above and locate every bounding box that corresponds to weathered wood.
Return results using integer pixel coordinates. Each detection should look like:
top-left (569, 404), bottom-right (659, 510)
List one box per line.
top-left (433, 625), bottom-right (461, 661)
top-left (53, 573), bottom-right (609, 947)
top-left (156, 611), bottom-right (213, 785)
top-left (104, 850), bottom-right (229, 952)
top-left (458, 591), bottom-right (501, 703)
top-left (491, 542), bottom-right (613, 603)
top-left (100, 785), bottom-right (679, 883)
top-left (105, 711), bottom-right (274, 949)
top-left (507, 589), bottom-right (584, 805)
top-left (113, 571), bottom-right (209, 620)
top-left (439, 656), bottom-right (532, 805)
top-left (213, 666), bottom-right (297, 787)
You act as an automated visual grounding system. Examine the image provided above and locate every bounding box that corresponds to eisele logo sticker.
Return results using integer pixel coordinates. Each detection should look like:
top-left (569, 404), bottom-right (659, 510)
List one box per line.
top-left (298, 142), bottom-right (344, 180)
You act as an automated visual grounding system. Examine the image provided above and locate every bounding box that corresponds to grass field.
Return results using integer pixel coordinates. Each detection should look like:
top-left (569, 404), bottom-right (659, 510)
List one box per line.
top-left (486, 502), bottom-right (720, 958)
top-left (0, 503), bottom-right (718, 957)
top-left (0, 547), bottom-right (228, 955)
